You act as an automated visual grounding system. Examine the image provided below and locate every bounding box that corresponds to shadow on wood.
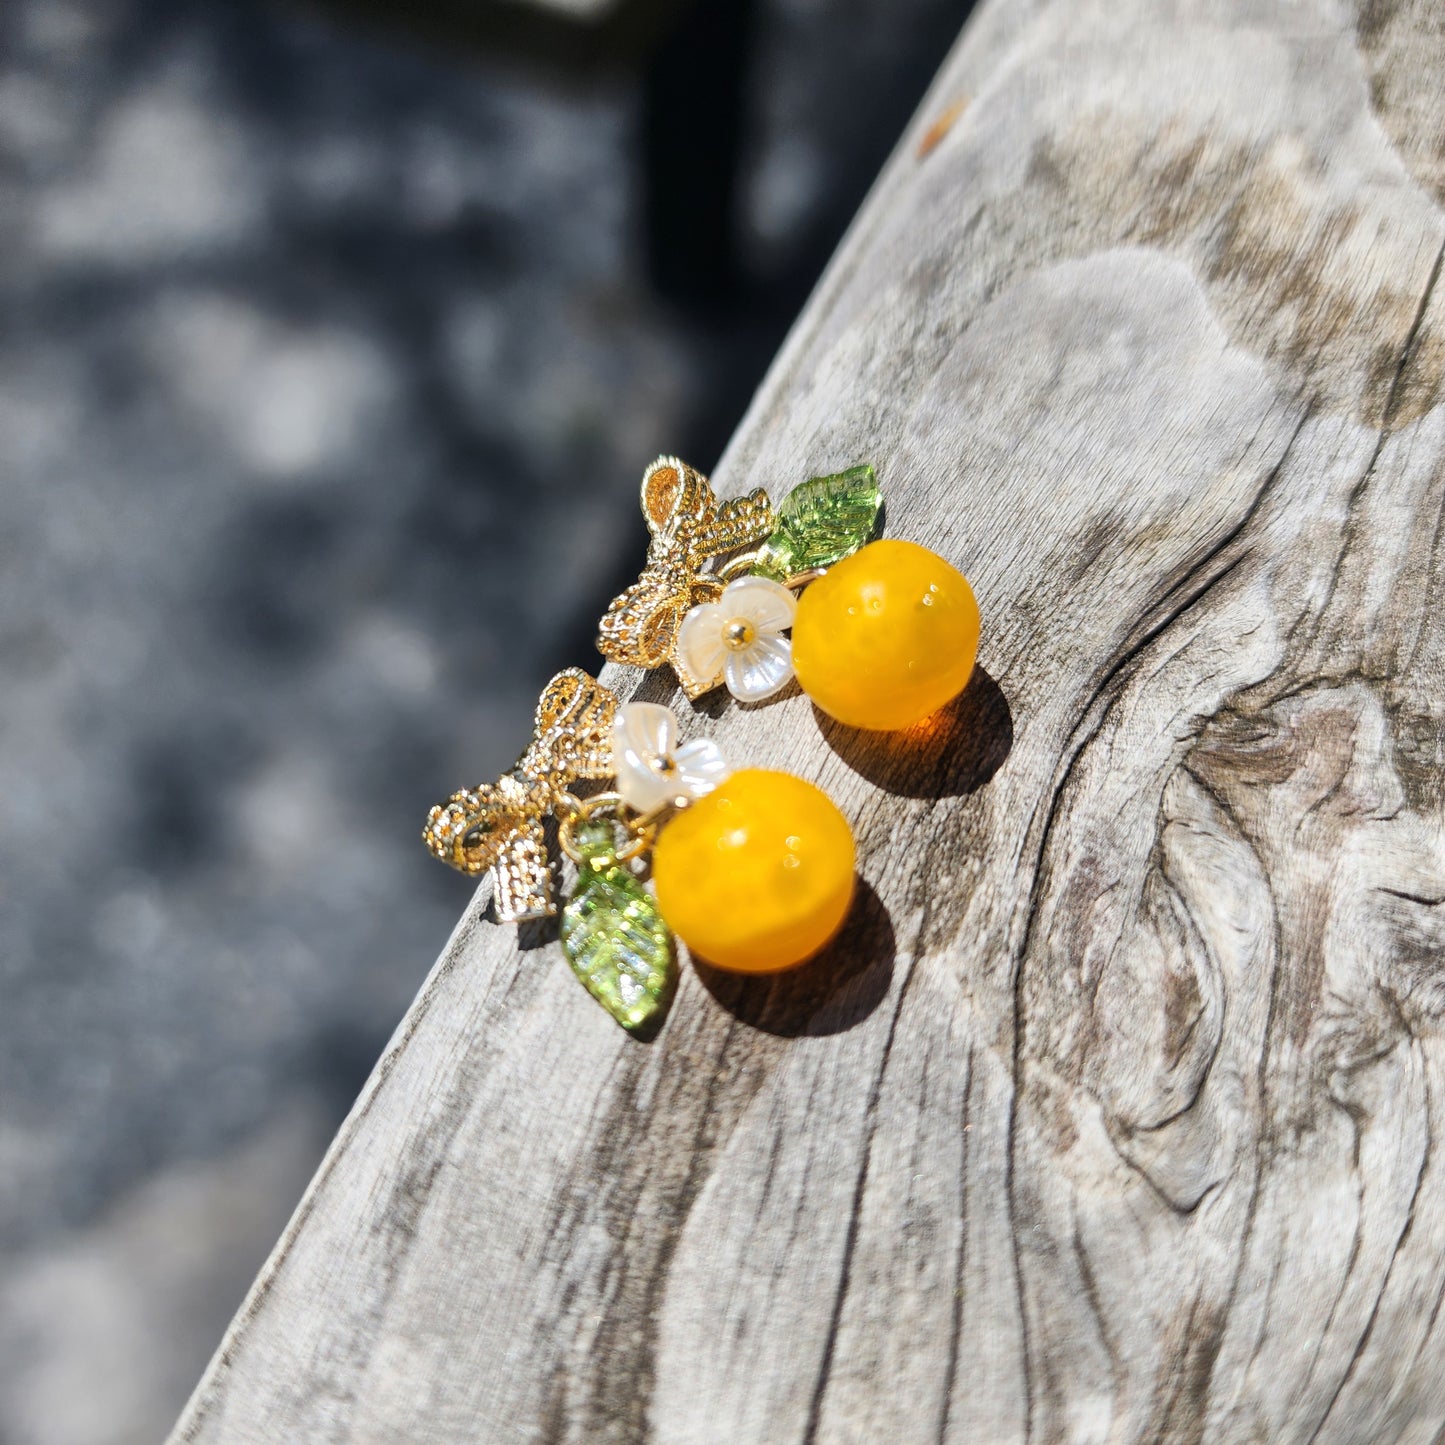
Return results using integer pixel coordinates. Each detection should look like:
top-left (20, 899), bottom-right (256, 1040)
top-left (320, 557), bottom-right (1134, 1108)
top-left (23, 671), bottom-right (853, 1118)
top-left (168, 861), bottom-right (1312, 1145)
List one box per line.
top-left (815, 665), bottom-right (1013, 799)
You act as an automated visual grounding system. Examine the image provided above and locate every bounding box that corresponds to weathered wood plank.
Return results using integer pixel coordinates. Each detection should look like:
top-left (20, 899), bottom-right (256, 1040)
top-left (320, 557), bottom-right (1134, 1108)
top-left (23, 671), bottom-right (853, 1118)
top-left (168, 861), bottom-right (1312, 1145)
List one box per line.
top-left (171, 0), bottom-right (1445, 1439)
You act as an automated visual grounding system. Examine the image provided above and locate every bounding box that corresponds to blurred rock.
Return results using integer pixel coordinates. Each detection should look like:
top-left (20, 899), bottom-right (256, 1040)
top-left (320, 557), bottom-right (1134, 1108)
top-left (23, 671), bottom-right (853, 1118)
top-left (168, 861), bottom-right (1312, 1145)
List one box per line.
top-left (0, 7), bottom-right (688, 1435)
top-left (0, 0), bottom-right (967, 1437)
top-left (0, 1101), bottom-right (332, 1445)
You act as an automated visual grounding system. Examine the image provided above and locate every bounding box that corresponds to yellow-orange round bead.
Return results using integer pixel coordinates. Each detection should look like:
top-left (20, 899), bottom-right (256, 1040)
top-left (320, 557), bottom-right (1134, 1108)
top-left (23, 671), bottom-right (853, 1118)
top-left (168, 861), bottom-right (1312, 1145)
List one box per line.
top-left (792, 538), bottom-right (980, 731)
top-left (652, 768), bottom-right (855, 974)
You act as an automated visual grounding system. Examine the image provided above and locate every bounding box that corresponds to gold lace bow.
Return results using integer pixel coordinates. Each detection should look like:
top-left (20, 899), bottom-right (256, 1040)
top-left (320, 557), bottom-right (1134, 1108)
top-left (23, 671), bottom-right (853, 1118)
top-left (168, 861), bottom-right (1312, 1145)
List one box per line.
top-left (423, 668), bottom-right (618, 920)
top-left (597, 456), bottom-right (775, 696)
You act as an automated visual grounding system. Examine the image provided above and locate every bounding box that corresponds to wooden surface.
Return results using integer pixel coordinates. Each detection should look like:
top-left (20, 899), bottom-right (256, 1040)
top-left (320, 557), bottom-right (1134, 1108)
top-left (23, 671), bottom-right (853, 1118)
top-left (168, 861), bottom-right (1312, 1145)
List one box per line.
top-left (171, 0), bottom-right (1445, 1440)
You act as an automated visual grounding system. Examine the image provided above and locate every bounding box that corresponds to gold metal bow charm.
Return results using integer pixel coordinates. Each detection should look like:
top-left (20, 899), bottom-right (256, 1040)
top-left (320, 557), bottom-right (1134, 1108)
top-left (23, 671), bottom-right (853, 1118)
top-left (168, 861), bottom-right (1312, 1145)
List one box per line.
top-left (423, 668), bottom-right (618, 921)
top-left (597, 456), bottom-right (774, 697)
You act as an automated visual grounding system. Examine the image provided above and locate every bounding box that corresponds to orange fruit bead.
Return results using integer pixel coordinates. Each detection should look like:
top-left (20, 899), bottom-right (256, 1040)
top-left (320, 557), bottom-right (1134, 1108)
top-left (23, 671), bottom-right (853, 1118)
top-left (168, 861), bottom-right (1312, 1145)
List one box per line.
top-left (792, 538), bottom-right (979, 730)
top-left (652, 769), bottom-right (855, 974)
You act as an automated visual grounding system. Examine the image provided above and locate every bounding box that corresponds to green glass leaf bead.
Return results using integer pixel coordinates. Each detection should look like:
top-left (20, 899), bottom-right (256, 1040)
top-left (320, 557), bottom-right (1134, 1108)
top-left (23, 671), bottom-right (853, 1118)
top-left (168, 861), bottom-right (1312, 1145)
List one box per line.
top-left (752, 464), bottom-right (882, 580)
top-left (561, 820), bottom-right (675, 1032)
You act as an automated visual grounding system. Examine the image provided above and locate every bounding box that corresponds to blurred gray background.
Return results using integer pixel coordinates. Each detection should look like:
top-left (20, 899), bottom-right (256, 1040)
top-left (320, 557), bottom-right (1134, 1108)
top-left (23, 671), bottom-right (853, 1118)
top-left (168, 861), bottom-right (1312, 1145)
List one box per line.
top-left (0, 0), bottom-right (969, 1438)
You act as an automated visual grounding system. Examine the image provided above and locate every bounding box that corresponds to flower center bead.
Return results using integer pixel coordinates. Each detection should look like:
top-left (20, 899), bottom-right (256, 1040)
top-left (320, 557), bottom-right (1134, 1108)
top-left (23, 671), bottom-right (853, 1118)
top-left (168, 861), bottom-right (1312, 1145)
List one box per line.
top-left (723, 618), bottom-right (755, 650)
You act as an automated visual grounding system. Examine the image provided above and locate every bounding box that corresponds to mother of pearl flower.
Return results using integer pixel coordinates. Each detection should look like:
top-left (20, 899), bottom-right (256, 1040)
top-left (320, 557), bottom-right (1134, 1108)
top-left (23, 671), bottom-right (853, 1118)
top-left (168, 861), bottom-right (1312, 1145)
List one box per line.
top-left (611, 701), bottom-right (731, 814)
top-left (676, 575), bottom-right (798, 703)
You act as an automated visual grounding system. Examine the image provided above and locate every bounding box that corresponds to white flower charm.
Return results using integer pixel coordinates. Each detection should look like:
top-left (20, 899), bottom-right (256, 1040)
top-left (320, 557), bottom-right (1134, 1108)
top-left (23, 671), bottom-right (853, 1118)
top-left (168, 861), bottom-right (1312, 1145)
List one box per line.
top-left (612, 702), bottom-right (731, 814)
top-left (676, 575), bottom-right (798, 703)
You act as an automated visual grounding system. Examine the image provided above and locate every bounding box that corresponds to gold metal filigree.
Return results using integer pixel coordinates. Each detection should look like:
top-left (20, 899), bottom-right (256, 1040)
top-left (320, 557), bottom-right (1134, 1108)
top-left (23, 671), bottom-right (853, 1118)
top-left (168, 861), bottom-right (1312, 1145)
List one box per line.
top-left (423, 668), bottom-right (618, 921)
top-left (597, 456), bottom-right (774, 697)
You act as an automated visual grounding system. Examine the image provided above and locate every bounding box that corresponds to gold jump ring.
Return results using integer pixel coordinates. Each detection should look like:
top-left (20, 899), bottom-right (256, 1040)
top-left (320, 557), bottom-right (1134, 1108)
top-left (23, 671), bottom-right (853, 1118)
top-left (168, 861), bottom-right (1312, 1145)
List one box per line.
top-left (556, 792), bottom-right (654, 865)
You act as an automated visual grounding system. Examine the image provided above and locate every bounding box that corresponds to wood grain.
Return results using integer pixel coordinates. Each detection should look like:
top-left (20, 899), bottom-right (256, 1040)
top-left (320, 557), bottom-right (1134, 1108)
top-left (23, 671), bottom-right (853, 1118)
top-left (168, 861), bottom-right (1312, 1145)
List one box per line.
top-left (171, 0), bottom-right (1445, 1439)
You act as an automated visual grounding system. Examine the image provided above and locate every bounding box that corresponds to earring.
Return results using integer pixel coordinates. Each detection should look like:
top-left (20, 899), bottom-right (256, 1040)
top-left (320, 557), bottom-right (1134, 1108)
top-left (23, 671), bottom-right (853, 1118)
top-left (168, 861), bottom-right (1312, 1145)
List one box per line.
top-left (603, 459), bottom-right (981, 728)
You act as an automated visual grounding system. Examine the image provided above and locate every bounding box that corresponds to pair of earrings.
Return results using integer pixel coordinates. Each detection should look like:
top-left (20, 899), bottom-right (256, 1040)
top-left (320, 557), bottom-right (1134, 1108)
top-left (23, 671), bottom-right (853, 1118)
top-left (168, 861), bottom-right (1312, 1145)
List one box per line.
top-left (425, 458), bottom-right (980, 1031)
